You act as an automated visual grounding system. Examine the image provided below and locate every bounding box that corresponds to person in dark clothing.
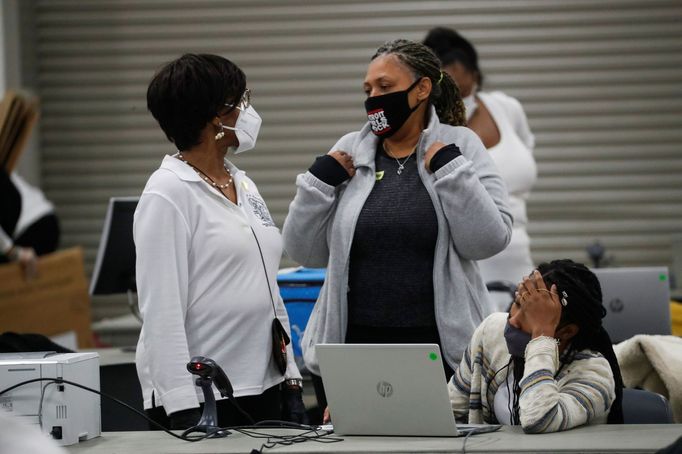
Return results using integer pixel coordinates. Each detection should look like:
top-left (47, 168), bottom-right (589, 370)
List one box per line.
top-left (0, 169), bottom-right (60, 278)
top-left (282, 39), bottom-right (512, 423)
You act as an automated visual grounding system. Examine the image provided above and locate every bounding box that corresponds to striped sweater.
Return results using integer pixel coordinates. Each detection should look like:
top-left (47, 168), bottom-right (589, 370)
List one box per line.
top-left (448, 312), bottom-right (615, 433)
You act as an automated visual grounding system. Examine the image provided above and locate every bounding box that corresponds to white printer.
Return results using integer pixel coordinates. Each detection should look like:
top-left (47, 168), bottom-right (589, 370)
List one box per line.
top-left (0, 352), bottom-right (101, 446)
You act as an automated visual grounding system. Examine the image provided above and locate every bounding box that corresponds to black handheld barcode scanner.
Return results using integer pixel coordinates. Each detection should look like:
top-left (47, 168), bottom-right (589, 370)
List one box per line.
top-left (184, 356), bottom-right (234, 437)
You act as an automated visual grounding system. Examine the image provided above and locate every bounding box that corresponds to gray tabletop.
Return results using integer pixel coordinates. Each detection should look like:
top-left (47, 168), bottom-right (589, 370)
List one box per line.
top-left (66, 424), bottom-right (682, 454)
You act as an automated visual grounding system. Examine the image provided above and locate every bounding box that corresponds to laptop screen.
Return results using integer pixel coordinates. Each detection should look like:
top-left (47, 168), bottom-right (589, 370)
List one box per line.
top-left (592, 267), bottom-right (671, 343)
top-left (317, 343), bottom-right (460, 437)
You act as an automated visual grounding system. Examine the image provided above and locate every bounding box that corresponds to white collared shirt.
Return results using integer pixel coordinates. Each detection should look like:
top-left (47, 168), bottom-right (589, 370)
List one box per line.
top-left (134, 155), bottom-right (300, 414)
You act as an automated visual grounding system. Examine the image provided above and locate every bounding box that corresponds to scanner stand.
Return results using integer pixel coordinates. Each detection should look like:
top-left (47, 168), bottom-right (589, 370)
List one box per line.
top-left (181, 376), bottom-right (230, 438)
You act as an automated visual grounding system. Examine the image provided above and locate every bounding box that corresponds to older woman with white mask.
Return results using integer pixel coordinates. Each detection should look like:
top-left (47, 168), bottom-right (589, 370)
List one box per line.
top-left (135, 54), bottom-right (304, 431)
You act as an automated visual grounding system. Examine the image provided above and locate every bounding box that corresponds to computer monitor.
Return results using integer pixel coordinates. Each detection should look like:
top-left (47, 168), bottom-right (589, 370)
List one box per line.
top-left (89, 197), bottom-right (139, 295)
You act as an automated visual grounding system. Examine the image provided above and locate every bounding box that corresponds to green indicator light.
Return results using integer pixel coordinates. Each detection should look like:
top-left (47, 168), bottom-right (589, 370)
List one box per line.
top-left (429, 352), bottom-right (438, 361)
top-left (660, 274), bottom-right (667, 281)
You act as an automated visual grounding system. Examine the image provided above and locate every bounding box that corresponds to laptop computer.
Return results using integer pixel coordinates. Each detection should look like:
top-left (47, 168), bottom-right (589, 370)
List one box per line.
top-left (592, 267), bottom-right (672, 343)
top-left (317, 343), bottom-right (499, 437)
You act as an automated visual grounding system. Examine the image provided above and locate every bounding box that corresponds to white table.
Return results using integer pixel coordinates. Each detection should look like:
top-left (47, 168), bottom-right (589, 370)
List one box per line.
top-left (66, 424), bottom-right (682, 453)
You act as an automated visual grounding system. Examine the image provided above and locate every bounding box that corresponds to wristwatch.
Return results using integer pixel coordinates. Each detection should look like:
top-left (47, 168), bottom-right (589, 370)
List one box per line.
top-left (284, 378), bottom-right (303, 390)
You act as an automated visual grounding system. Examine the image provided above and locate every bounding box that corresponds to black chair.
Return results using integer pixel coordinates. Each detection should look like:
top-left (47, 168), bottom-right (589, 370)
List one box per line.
top-left (621, 388), bottom-right (673, 424)
top-left (486, 280), bottom-right (517, 310)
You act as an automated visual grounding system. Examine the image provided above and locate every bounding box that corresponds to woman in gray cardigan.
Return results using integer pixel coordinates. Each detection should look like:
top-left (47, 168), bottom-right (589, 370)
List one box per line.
top-left (282, 39), bottom-right (513, 417)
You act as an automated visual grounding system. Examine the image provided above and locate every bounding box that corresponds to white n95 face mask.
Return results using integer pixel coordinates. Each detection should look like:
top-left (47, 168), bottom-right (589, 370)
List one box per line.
top-left (222, 105), bottom-right (262, 154)
top-left (463, 94), bottom-right (478, 121)
top-left (463, 84), bottom-right (479, 122)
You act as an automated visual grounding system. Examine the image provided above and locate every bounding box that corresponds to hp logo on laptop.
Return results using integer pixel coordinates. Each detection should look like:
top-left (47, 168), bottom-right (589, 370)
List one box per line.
top-left (377, 381), bottom-right (393, 398)
top-left (608, 298), bottom-right (624, 313)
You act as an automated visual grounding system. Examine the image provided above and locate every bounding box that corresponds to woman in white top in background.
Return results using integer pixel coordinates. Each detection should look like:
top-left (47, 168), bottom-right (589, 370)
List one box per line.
top-left (136, 54), bottom-right (304, 431)
top-left (424, 27), bottom-right (537, 310)
top-left (0, 170), bottom-right (59, 279)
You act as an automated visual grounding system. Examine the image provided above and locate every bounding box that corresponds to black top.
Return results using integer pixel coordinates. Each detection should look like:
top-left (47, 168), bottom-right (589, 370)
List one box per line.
top-left (347, 145), bottom-right (439, 328)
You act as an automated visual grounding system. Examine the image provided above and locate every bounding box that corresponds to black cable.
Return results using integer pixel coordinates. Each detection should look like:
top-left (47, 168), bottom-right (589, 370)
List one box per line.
top-left (254, 419), bottom-right (315, 429)
top-left (38, 381), bottom-right (57, 430)
top-left (249, 226), bottom-right (278, 315)
top-left (227, 394), bottom-right (256, 425)
top-left (461, 425), bottom-right (502, 454)
top-left (180, 426), bottom-right (227, 441)
top-left (235, 420), bottom-right (342, 451)
top-left (1, 378), bottom-right (342, 450)
top-left (237, 426), bottom-right (342, 454)
top-left (461, 428), bottom-right (477, 454)
top-left (0, 378), bottom-right (209, 442)
top-left (506, 361), bottom-right (515, 425)
top-left (482, 359), bottom-right (512, 424)
top-left (238, 424), bottom-right (338, 441)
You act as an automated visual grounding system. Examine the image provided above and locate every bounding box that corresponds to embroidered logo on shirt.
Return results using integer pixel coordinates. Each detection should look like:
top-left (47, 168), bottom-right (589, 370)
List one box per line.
top-left (246, 193), bottom-right (275, 227)
top-left (375, 170), bottom-right (384, 181)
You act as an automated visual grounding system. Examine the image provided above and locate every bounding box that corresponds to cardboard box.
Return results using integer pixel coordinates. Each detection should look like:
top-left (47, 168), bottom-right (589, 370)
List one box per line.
top-left (0, 91), bottom-right (40, 171)
top-left (0, 247), bottom-right (93, 348)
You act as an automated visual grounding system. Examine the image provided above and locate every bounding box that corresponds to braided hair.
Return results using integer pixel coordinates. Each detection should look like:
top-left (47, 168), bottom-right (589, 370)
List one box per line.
top-left (422, 27), bottom-right (483, 87)
top-left (371, 39), bottom-right (466, 127)
top-left (507, 259), bottom-right (624, 425)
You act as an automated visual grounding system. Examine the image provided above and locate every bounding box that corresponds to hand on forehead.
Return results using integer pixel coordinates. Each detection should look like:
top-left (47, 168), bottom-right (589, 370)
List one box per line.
top-left (521, 269), bottom-right (550, 292)
top-left (511, 270), bottom-right (562, 337)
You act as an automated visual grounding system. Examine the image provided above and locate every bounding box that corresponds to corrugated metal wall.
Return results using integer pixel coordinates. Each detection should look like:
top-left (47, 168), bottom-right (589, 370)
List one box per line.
top-left (30, 0), bottom-right (682, 318)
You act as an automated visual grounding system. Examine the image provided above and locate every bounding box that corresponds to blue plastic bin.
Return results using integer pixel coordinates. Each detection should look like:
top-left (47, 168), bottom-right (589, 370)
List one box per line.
top-left (277, 268), bottom-right (326, 362)
top-left (278, 267), bottom-right (326, 302)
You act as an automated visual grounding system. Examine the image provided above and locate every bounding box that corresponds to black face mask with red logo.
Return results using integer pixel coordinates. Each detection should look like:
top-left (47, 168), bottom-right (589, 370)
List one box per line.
top-left (364, 78), bottom-right (423, 138)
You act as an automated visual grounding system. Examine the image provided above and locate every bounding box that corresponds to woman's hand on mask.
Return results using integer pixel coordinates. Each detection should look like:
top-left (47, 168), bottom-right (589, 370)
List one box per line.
top-left (518, 270), bottom-right (561, 339)
top-left (328, 151), bottom-right (356, 178)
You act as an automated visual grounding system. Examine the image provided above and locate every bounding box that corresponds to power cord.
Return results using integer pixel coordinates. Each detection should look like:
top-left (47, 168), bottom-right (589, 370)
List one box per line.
top-left (461, 428), bottom-right (477, 454)
top-left (38, 381), bottom-right (56, 430)
top-left (461, 425), bottom-right (502, 454)
top-left (226, 394), bottom-right (256, 425)
top-left (0, 377), bottom-right (210, 441)
top-left (236, 425), bottom-right (342, 454)
top-left (0, 378), bottom-right (342, 450)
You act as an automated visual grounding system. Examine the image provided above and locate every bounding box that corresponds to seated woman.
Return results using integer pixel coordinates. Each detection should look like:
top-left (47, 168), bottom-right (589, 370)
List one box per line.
top-left (449, 259), bottom-right (624, 432)
top-left (1, 169), bottom-right (60, 279)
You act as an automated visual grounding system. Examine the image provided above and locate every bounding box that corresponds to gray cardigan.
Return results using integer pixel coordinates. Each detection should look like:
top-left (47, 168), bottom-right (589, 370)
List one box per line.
top-left (282, 106), bottom-right (513, 374)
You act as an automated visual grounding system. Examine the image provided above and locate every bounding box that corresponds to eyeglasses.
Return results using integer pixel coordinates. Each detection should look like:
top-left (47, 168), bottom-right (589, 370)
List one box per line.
top-left (225, 88), bottom-right (251, 111)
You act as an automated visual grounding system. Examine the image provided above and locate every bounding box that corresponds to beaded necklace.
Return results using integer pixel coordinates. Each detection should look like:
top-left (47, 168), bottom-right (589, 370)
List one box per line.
top-left (177, 152), bottom-right (232, 190)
